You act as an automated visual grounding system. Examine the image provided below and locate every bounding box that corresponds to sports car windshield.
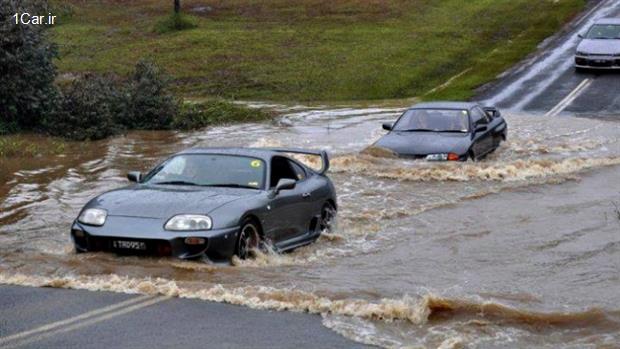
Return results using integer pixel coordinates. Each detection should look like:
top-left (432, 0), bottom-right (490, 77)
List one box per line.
top-left (393, 109), bottom-right (470, 132)
top-left (586, 24), bottom-right (620, 39)
top-left (143, 154), bottom-right (265, 189)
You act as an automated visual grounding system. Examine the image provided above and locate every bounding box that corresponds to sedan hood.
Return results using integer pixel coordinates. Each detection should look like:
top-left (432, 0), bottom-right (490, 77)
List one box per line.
top-left (374, 131), bottom-right (471, 156)
top-left (88, 185), bottom-right (259, 219)
top-left (577, 39), bottom-right (620, 55)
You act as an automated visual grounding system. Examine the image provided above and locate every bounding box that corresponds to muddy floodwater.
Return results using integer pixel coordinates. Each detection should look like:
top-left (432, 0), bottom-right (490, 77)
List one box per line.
top-left (1, 106), bottom-right (620, 348)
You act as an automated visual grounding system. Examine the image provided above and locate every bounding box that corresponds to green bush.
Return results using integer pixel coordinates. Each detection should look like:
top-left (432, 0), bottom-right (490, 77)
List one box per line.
top-left (154, 13), bottom-right (198, 34)
top-left (44, 75), bottom-right (128, 140)
top-left (0, 0), bottom-right (59, 132)
top-left (125, 60), bottom-right (179, 130)
top-left (173, 100), bottom-right (273, 130)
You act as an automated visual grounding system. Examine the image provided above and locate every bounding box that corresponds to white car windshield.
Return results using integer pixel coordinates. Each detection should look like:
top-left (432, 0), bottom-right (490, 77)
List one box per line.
top-left (586, 24), bottom-right (620, 39)
top-left (393, 109), bottom-right (470, 132)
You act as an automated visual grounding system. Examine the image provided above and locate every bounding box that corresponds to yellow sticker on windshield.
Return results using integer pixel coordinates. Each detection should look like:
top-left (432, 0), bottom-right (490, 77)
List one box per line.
top-left (248, 181), bottom-right (259, 187)
top-left (250, 160), bottom-right (262, 168)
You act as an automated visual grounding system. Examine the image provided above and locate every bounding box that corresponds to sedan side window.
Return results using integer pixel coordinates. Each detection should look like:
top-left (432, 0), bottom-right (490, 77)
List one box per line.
top-left (288, 160), bottom-right (307, 181)
top-left (270, 156), bottom-right (299, 188)
top-left (471, 107), bottom-right (489, 125)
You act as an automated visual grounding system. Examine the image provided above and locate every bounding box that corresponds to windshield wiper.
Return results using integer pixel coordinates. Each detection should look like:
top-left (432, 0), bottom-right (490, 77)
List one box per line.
top-left (435, 129), bottom-right (468, 133)
top-left (152, 180), bottom-right (201, 186)
top-left (204, 184), bottom-right (259, 189)
top-left (397, 128), bottom-right (435, 132)
top-left (397, 128), bottom-right (466, 133)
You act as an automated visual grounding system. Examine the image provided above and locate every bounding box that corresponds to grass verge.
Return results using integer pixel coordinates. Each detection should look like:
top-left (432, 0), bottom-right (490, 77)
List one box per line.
top-left (0, 135), bottom-right (66, 158)
top-left (51, 0), bottom-right (585, 102)
top-left (174, 99), bottom-right (274, 130)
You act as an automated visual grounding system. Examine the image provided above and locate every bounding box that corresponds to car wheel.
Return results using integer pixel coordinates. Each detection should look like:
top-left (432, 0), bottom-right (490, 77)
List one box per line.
top-left (319, 203), bottom-right (337, 233)
top-left (235, 219), bottom-right (261, 260)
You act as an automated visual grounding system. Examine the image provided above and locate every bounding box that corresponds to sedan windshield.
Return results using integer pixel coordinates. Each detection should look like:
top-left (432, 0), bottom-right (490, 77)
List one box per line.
top-left (143, 154), bottom-right (265, 189)
top-left (586, 24), bottom-right (620, 39)
top-left (393, 109), bottom-right (470, 132)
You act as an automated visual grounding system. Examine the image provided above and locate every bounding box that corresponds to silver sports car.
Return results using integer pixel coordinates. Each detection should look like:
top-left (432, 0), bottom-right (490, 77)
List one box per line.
top-left (575, 18), bottom-right (620, 70)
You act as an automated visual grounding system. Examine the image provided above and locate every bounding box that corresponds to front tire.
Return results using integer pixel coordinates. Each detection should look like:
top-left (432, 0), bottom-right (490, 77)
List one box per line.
top-left (235, 219), bottom-right (261, 260)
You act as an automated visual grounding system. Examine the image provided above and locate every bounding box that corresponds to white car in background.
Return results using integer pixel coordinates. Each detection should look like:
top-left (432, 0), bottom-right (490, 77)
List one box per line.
top-left (575, 18), bottom-right (620, 70)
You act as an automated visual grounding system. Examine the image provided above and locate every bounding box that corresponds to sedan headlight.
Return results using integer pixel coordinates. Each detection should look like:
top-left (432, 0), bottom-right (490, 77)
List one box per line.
top-left (165, 215), bottom-right (212, 231)
top-left (78, 208), bottom-right (107, 226)
top-left (426, 153), bottom-right (459, 161)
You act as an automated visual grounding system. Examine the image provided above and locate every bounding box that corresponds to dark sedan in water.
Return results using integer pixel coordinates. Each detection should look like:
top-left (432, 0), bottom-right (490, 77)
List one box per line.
top-left (575, 18), bottom-right (620, 70)
top-left (71, 148), bottom-right (337, 262)
top-left (375, 102), bottom-right (507, 161)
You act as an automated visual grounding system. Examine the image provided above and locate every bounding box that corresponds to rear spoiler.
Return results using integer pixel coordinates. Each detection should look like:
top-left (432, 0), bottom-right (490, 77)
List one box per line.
top-left (267, 148), bottom-right (330, 174)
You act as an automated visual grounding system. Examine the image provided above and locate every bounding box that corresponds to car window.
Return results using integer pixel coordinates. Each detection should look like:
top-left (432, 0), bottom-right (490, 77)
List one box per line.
top-left (586, 24), bottom-right (620, 39)
top-left (270, 156), bottom-right (299, 188)
top-left (470, 107), bottom-right (488, 125)
top-left (393, 109), bottom-right (469, 132)
top-left (288, 160), bottom-right (307, 181)
top-left (144, 154), bottom-right (265, 189)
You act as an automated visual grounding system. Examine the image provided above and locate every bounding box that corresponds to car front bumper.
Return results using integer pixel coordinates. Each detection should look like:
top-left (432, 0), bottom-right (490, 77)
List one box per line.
top-left (575, 55), bottom-right (620, 69)
top-left (71, 216), bottom-right (239, 260)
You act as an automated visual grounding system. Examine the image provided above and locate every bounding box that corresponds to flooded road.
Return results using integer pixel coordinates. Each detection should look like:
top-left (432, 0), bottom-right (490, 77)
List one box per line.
top-left (1, 107), bottom-right (620, 348)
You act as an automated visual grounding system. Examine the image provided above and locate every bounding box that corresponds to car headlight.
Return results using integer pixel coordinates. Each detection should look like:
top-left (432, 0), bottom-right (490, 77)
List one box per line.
top-left (78, 208), bottom-right (107, 226)
top-left (426, 153), bottom-right (459, 161)
top-left (165, 215), bottom-right (212, 231)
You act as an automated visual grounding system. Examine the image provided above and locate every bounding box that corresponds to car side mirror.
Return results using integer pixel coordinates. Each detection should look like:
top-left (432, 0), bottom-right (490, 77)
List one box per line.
top-left (382, 123), bottom-right (393, 131)
top-left (274, 178), bottom-right (296, 195)
top-left (475, 125), bottom-right (488, 133)
top-left (483, 107), bottom-right (500, 119)
top-left (127, 171), bottom-right (142, 183)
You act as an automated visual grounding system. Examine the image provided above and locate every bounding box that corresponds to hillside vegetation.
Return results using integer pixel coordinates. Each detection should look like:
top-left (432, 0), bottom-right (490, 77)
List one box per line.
top-left (51, 0), bottom-right (585, 102)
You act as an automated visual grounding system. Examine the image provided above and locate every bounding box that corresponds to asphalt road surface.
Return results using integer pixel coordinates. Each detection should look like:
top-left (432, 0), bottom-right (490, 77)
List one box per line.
top-left (480, 0), bottom-right (620, 118)
top-left (0, 285), bottom-right (370, 349)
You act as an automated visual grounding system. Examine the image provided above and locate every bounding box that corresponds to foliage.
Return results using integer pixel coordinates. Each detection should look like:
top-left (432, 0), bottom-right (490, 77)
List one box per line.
top-left (0, 0), bottom-right (59, 131)
top-left (124, 60), bottom-right (179, 130)
top-left (43, 74), bottom-right (127, 140)
top-left (173, 100), bottom-right (273, 130)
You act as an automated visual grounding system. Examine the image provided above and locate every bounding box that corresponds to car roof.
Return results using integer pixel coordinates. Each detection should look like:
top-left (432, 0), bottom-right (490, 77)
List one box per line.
top-left (594, 18), bottom-right (620, 25)
top-left (409, 101), bottom-right (480, 110)
top-left (177, 147), bottom-right (282, 160)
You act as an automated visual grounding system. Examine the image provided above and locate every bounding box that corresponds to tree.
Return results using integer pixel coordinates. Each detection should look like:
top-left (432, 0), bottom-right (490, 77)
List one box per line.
top-left (174, 0), bottom-right (180, 13)
top-left (0, 0), bottom-right (58, 133)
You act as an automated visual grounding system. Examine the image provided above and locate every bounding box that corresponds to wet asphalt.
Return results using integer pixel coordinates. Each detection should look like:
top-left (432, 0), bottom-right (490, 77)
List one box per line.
top-left (0, 285), bottom-right (371, 349)
top-left (479, 0), bottom-right (620, 117)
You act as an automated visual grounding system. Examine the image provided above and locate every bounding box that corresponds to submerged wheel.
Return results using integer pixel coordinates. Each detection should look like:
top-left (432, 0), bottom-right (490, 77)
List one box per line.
top-left (235, 219), bottom-right (261, 260)
top-left (319, 203), bottom-right (337, 233)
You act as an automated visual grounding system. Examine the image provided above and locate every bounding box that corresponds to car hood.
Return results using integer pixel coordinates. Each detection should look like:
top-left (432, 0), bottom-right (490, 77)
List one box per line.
top-left (577, 39), bottom-right (620, 55)
top-left (87, 185), bottom-right (259, 219)
top-left (374, 131), bottom-right (471, 156)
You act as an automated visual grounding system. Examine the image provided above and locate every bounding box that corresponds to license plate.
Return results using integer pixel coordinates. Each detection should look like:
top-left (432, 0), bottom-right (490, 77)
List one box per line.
top-left (112, 240), bottom-right (147, 250)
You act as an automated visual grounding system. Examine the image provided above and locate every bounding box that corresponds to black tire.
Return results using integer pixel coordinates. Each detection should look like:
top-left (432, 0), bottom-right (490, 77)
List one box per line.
top-left (319, 202), bottom-right (337, 233)
top-left (468, 150), bottom-right (476, 162)
top-left (235, 219), bottom-right (261, 260)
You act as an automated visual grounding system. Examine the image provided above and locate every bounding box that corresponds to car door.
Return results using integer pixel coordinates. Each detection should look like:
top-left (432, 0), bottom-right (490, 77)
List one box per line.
top-left (470, 107), bottom-right (494, 158)
top-left (265, 156), bottom-right (307, 243)
top-left (287, 159), bottom-right (321, 233)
